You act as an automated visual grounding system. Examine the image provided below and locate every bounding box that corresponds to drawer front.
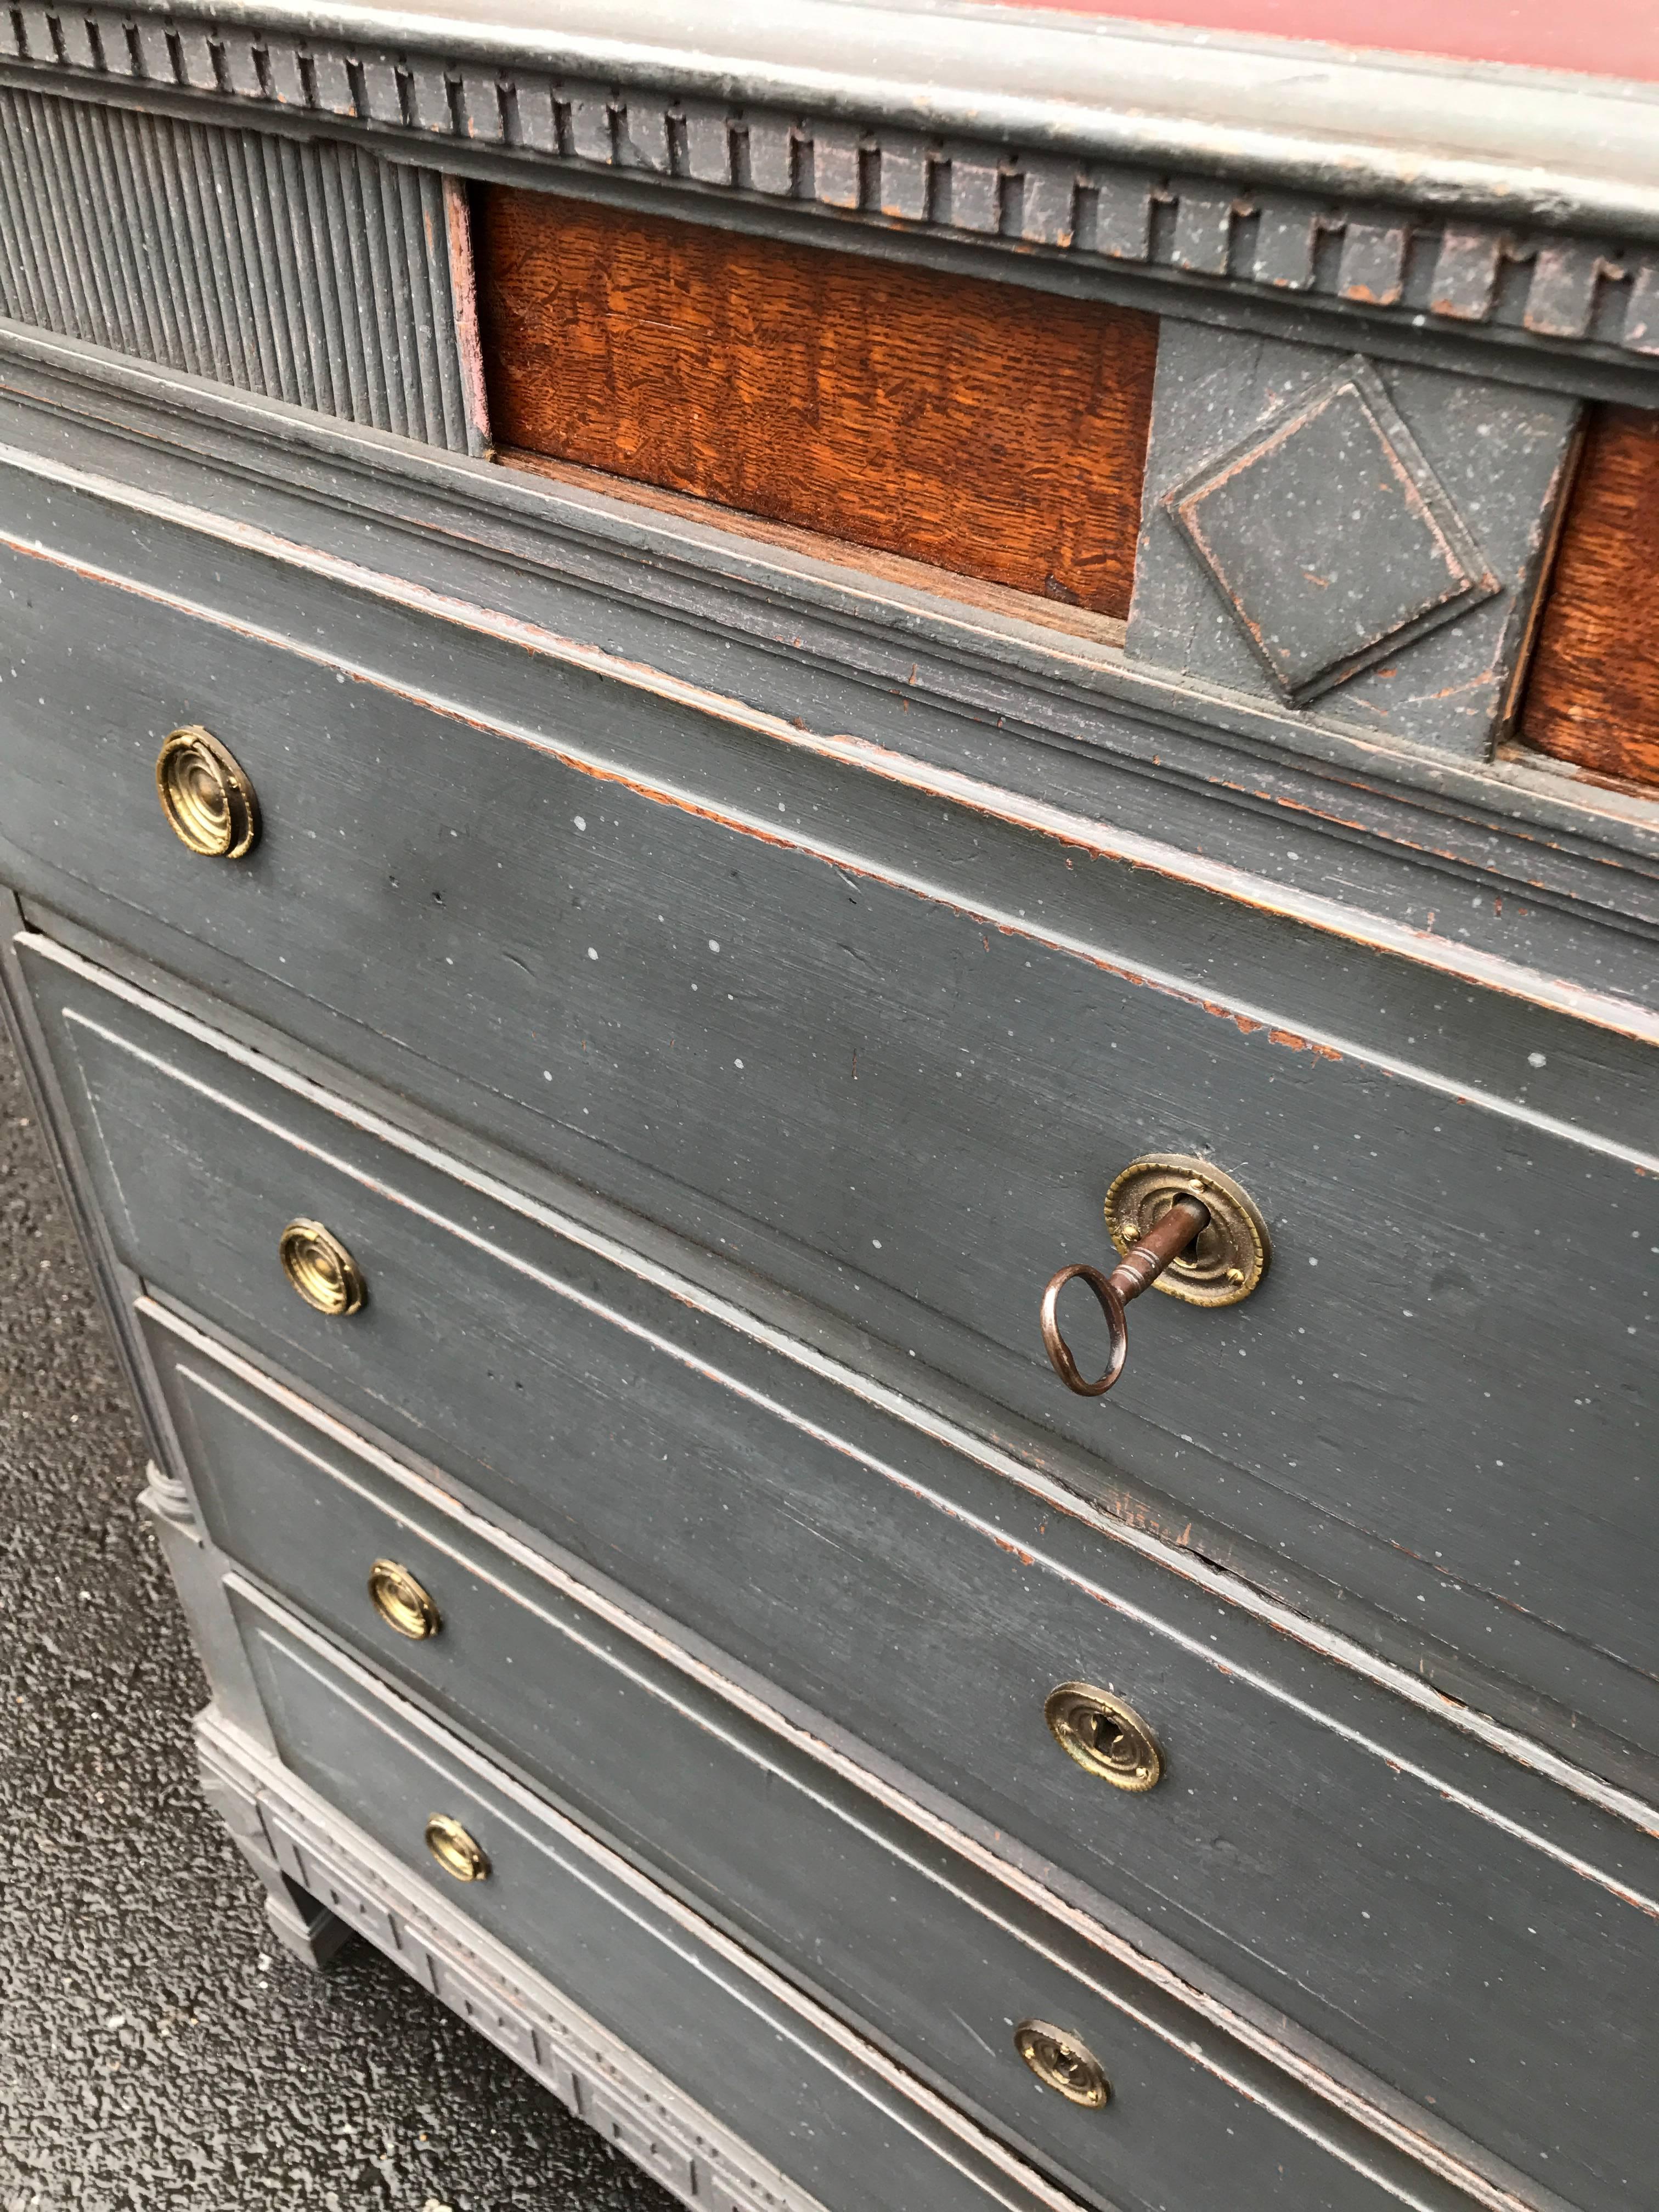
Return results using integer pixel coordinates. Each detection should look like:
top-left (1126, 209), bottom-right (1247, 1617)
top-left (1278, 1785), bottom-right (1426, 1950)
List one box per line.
top-left (221, 1582), bottom-right (1062, 2212)
top-left (1, 521), bottom-right (1654, 1747)
top-left (25, 934), bottom-right (1656, 2210)
top-left (169, 1315), bottom-right (1420, 2212)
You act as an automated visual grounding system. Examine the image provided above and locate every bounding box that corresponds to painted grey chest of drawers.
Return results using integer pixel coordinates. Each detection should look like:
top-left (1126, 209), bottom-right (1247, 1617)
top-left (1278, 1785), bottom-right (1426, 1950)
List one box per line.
top-left (1, 5), bottom-right (1656, 2210)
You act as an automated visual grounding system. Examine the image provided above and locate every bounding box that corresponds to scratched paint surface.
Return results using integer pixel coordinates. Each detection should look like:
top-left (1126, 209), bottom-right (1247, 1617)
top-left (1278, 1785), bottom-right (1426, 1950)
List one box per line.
top-left (176, 1350), bottom-right (1430, 2212)
top-left (22, 945), bottom-right (1657, 2210)
top-left (0, 534), bottom-right (1651, 1768)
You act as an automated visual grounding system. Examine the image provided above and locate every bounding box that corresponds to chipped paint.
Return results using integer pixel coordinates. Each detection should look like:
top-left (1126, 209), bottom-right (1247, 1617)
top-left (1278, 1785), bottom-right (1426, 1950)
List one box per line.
top-left (148, 1295), bottom-right (1629, 2212)
top-left (27, 930), bottom-right (1659, 1870)
top-left (0, 440), bottom-right (1653, 1066)
top-left (1267, 1028), bottom-right (1344, 1059)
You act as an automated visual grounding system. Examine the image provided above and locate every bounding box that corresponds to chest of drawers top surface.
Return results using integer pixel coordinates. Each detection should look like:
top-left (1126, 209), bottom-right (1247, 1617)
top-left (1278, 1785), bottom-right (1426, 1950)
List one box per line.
top-left (1, 15), bottom-right (1655, 2212)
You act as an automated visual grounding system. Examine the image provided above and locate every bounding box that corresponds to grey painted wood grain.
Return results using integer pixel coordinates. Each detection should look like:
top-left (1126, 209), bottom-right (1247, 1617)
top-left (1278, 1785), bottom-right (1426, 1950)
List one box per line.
top-left (23, 944), bottom-right (1655, 2212)
top-left (35, 913), bottom-right (1656, 1816)
top-left (1126, 326), bottom-right (1582, 759)
top-left (160, 1323), bottom-right (1454, 2212)
top-left (225, 1587), bottom-right (1070, 2212)
top-left (0, 87), bottom-right (470, 445)
top-left (196, 1708), bottom-right (849, 2212)
top-left (0, 535), bottom-right (1651, 1766)
top-left (0, 383), bottom-right (1653, 1019)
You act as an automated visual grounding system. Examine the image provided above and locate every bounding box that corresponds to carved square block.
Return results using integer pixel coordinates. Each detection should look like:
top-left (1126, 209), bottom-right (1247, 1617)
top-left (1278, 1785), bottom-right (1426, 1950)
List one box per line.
top-left (1166, 356), bottom-right (1498, 704)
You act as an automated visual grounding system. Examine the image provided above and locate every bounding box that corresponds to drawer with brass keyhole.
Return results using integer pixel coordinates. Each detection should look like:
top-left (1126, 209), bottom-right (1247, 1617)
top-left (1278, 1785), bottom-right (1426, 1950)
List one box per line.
top-left (141, 1263), bottom-right (1659, 2212)
top-left (222, 1572), bottom-right (1439, 2212)
top-left (34, 944), bottom-right (1659, 2212)
top-left (1, 543), bottom-right (1649, 1780)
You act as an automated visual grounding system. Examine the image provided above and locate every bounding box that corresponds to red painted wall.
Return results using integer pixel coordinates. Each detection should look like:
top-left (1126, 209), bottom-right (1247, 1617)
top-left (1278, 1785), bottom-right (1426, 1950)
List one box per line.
top-left (983, 2), bottom-right (1658, 83)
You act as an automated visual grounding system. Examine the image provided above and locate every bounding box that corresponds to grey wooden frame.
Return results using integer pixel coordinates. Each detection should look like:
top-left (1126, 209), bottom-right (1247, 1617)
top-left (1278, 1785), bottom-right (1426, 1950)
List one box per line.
top-left (5, 0), bottom-right (1659, 405)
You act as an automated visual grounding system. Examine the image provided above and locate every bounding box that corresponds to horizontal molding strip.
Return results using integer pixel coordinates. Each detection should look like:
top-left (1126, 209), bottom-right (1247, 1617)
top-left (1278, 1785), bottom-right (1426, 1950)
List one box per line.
top-left (4, 438), bottom-right (1658, 1081)
top-left (30, 928), bottom-right (1657, 1850)
top-left (6, 8), bottom-right (1659, 382)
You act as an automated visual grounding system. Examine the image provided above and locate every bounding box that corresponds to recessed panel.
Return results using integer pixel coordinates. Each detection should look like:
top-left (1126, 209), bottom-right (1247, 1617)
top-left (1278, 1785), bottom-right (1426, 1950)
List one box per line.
top-left (1521, 402), bottom-right (1659, 788)
top-left (475, 188), bottom-right (1158, 619)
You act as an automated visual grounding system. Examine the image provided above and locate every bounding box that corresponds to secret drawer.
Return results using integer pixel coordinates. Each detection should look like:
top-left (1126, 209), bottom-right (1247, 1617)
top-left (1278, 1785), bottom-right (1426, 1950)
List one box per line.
top-left (19, 930), bottom-right (1656, 2211)
top-left (166, 1312), bottom-right (1430, 2212)
top-left (0, 502), bottom-right (1653, 1770)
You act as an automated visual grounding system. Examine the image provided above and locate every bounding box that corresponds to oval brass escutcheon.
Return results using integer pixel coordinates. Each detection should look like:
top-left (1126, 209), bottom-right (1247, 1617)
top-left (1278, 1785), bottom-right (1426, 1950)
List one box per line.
top-left (155, 726), bottom-right (260, 859)
top-left (1013, 2019), bottom-right (1111, 2109)
top-left (424, 1813), bottom-right (489, 1883)
top-left (368, 1559), bottom-right (441, 1641)
top-left (1044, 1681), bottom-right (1164, 1792)
top-left (1104, 1153), bottom-right (1271, 1308)
top-left (278, 1218), bottom-right (366, 1316)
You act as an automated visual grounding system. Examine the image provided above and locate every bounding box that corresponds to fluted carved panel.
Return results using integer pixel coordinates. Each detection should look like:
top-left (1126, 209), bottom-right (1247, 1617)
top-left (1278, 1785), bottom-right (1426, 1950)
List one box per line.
top-left (0, 86), bottom-right (476, 447)
top-left (2, 8), bottom-right (1657, 381)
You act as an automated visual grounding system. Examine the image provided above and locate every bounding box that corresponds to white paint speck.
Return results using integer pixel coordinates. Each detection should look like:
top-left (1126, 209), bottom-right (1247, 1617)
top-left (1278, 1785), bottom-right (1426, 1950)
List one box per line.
top-left (1527, 1051), bottom-right (1547, 1068)
top-left (708, 938), bottom-right (721, 953)
top-left (573, 815), bottom-right (586, 831)
top-left (543, 1069), bottom-right (552, 1080)
top-left (872, 1239), bottom-right (882, 1249)
top-left (733, 1058), bottom-right (744, 1069)
top-left (586, 947), bottom-right (598, 960)
top-left (1308, 1255), bottom-right (1319, 1266)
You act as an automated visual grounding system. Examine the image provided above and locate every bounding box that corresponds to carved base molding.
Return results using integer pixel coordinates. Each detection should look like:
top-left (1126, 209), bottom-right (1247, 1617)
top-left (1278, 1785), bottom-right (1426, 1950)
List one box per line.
top-left (195, 1706), bottom-right (820, 2212)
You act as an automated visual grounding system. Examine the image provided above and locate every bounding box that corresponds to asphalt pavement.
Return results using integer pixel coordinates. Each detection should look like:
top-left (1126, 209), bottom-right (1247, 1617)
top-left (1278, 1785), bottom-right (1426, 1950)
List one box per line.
top-left (0, 1019), bottom-right (672, 2212)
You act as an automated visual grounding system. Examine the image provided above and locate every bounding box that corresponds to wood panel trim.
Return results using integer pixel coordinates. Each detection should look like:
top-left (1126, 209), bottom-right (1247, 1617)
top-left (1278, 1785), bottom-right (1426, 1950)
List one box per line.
top-left (497, 445), bottom-right (1129, 647)
top-left (475, 188), bottom-right (1158, 623)
top-left (1520, 403), bottom-right (1659, 789)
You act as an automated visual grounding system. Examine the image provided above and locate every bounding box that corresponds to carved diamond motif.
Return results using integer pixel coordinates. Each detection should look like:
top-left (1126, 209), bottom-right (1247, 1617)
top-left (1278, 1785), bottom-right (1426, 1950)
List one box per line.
top-left (1166, 357), bottom-right (1499, 705)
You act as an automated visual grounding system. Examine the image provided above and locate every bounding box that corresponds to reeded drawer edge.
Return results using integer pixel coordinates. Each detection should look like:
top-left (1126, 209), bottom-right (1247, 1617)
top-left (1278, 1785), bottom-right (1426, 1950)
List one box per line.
top-left (194, 1706), bottom-right (829, 2212)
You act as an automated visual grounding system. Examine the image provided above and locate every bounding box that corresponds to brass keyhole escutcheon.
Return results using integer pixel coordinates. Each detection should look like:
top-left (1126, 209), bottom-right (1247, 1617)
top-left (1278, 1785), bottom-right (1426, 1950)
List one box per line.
top-left (279, 1218), bottom-right (366, 1316)
top-left (155, 726), bottom-right (260, 859)
top-left (368, 1559), bottom-right (441, 1641)
top-left (424, 1814), bottom-right (490, 1883)
top-left (1044, 1683), bottom-right (1164, 1792)
top-left (1013, 2019), bottom-right (1111, 2109)
top-left (1104, 1154), bottom-right (1270, 1308)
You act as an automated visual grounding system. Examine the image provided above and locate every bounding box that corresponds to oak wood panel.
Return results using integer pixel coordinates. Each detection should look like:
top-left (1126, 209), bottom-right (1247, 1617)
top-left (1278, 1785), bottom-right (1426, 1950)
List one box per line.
top-left (1521, 403), bottom-right (1659, 787)
top-left (475, 188), bottom-right (1158, 619)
